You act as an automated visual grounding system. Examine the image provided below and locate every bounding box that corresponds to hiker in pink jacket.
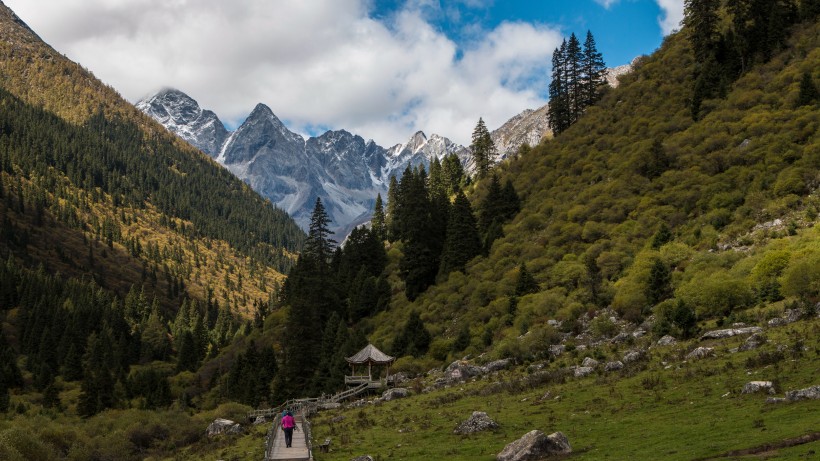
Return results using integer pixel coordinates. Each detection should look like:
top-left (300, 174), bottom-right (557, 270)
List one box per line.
top-left (281, 410), bottom-right (297, 447)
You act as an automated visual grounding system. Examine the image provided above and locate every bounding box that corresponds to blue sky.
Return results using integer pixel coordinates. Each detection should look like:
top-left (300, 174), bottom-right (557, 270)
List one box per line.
top-left (371, 0), bottom-right (676, 67)
top-left (7, 0), bottom-right (683, 146)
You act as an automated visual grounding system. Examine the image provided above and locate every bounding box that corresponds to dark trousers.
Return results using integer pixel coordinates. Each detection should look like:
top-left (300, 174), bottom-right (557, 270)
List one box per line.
top-left (283, 427), bottom-right (294, 447)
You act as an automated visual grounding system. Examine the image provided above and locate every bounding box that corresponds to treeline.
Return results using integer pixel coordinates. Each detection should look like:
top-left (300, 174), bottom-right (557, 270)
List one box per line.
top-left (0, 256), bottom-right (255, 415)
top-left (0, 85), bottom-right (304, 271)
top-left (685, 0), bottom-right (820, 118)
top-left (386, 161), bottom-right (519, 301)
top-left (274, 198), bottom-right (385, 400)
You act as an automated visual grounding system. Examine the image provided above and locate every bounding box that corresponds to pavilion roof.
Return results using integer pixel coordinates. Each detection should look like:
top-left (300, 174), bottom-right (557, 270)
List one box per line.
top-left (346, 343), bottom-right (395, 365)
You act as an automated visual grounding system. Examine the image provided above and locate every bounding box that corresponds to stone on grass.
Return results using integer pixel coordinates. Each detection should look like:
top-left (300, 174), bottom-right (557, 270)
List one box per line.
top-left (381, 388), bottom-right (410, 401)
top-left (700, 327), bottom-right (762, 340)
top-left (253, 416), bottom-right (267, 425)
top-left (445, 360), bottom-right (484, 382)
top-left (610, 332), bottom-right (631, 344)
top-left (574, 366), bottom-right (594, 378)
top-left (206, 418), bottom-right (242, 437)
top-left (623, 350), bottom-right (644, 363)
top-left (686, 347), bottom-right (714, 360)
top-left (657, 335), bottom-right (677, 346)
top-left (738, 333), bottom-right (767, 352)
top-left (785, 385), bottom-right (820, 402)
top-left (454, 411), bottom-right (500, 435)
top-left (604, 361), bottom-right (624, 372)
top-left (496, 430), bottom-right (571, 461)
top-left (742, 381), bottom-right (775, 395)
top-left (581, 357), bottom-right (598, 368)
top-left (549, 345), bottom-right (565, 357)
top-left (351, 456), bottom-right (374, 461)
top-left (483, 359), bottom-right (513, 373)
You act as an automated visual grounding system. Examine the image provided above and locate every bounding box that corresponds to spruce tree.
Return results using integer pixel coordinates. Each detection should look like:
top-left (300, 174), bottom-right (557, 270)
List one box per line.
top-left (303, 198), bottom-right (336, 268)
top-left (371, 193), bottom-right (386, 241)
top-left (439, 189), bottom-right (481, 277)
top-left (797, 71), bottom-right (818, 106)
top-left (386, 175), bottom-right (399, 241)
top-left (548, 40), bottom-right (571, 135)
top-left (646, 259), bottom-right (673, 306)
top-left (470, 118), bottom-right (495, 177)
top-left (581, 30), bottom-right (607, 108)
top-left (441, 153), bottom-right (465, 194)
top-left (684, 0), bottom-right (721, 62)
top-left (514, 263), bottom-right (539, 296)
top-left (566, 33), bottom-right (584, 123)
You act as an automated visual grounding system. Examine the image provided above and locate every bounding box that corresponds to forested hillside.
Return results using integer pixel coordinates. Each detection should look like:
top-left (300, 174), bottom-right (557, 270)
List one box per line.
top-left (360, 2), bottom-right (820, 369)
top-left (0, 0), bottom-right (305, 448)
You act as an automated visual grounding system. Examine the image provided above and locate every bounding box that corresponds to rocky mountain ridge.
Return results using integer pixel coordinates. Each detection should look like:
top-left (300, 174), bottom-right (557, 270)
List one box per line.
top-left (138, 63), bottom-right (632, 236)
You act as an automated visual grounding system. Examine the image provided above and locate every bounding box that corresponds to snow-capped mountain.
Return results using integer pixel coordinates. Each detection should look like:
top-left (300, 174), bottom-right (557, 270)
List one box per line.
top-left (137, 89), bottom-right (471, 237)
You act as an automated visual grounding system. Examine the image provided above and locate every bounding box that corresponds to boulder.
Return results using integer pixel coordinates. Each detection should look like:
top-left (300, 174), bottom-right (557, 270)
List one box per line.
top-left (700, 327), bottom-right (763, 341)
top-left (445, 360), bottom-right (484, 382)
top-left (454, 411), bottom-right (500, 435)
top-left (319, 402), bottom-right (342, 410)
top-left (331, 415), bottom-right (346, 423)
top-left (351, 456), bottom-right (374, 461)
top-left (742, 381), bottom-right (775, 395)
top-left (686, 347), bottom-right (714, 360)
top-left (657, 335), bottom-right (677, 346)
top-left (604, 361), bottom-right (624, 372)
top-left (785, 385), bottom-right (820, 402)
top-left (632, 329), bottom-right (647, 338)
top-left (388, 372), bottom-right (410, 385)
top-left (496, 430), bottom-right (571, 461)
top-left (483, 359), bottom-right (513, 373)
top-left (206, 418), bottom-right (242, 437)
top-left (574, 366), bottom-right (594, 378)
top-left (549, 345), bottom-right (565, 357)
top-left (252, 416), bottom-right (267, 425)
top-left (623, 350), bottom-right (644, 363)
top-left (581, 357), bottom-right (599, 368)
top-left (610, 332), bottom-right (631, 344)
top-left (768, 309), bottom-right (803, 327)
top-left (738, 333), bottom-right (767, 352)
top-left (381, 388), bottom-right (410, 401)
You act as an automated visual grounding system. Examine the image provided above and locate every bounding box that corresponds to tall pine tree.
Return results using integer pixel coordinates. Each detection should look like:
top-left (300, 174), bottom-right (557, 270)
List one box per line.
top-left (470, 118), bottom-right (495, 177)
top-left (439, 189), bottom-right (481, 277)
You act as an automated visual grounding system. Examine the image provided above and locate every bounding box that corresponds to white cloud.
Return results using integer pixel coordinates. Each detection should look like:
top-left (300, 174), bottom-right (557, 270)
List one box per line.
top-left (593, 0), bottom-right (620, 9)
top-left (656, 0), bottom-right (684, 35)
top-left (5, 0), bottom-right (561, 147)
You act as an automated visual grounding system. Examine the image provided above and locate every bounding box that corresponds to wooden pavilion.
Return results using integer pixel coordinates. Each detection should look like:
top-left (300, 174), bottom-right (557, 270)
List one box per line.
top-left (345, 344), bottom-right (395, 389)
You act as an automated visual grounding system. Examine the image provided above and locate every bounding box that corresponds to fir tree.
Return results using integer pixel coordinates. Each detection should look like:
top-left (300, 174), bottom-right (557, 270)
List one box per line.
top-left (647, 259), bottom-right (673, 306)
top-left (581, 30), bottom-right (607, 108)
top-left (441, 153), bottom-right (465, 194)
top-left (303, 198), bottom-right (336, 269)
top-left (549, 40), bottom-right (571, 135)
top-left (514, 263), bottom-right (540, 296)
top-left (684, 0), bottom-right (721, 62)
top-left (371, 193), bottom-right (386, 241)
top-left (392, 311), bottom-right (431, 357)
top-left (386, 175), bottom-right (399, 241)
top-left (470, 118), bottom-right (495, 177)
top-left (439, 189), bottom-right (481, 277)
top-left (797, 71), bottom-right (818, 106)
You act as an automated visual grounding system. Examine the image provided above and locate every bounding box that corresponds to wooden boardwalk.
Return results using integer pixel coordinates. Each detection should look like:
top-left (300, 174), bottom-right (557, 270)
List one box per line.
top-left (266, 414), bottom-right (310, 461)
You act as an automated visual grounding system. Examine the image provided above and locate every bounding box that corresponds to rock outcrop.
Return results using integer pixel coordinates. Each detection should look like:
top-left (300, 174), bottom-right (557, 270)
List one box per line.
top-left (381, 388), bottom-right (410, 402)
top-left (497, 430), bottom-right (572, 461)
top-left (686, 347), bottom-right (715, 360)
top-left (206, 418), bottom-right (242, 436)
top-left (454, 411), bottom-right (500, 435)
top-left (742, 381), bottom-right (775, 394)
top-left (701, 326), bottom-right (763, 340)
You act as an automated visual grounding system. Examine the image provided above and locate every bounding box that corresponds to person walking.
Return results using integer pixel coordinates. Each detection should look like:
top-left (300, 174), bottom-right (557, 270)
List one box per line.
top-left (281, 410), bottom-right (296, 448)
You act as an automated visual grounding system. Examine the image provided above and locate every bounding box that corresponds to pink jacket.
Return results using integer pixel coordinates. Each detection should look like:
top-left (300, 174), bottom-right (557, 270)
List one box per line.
top-left (282, 414), bottom-right (295, 429)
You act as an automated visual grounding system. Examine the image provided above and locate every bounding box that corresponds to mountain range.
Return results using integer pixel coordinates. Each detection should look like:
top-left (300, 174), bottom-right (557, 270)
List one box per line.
top-left (137, 63), bottom-right (631, 237)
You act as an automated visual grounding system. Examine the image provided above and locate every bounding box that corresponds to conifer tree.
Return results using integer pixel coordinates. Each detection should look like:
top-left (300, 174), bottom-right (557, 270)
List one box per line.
top-left (392, 311), bottom-right (431, 357)
top-left (581, 30), bottom-right (607, 108)
top-left (514, 263), bottom-right (540, 296)
top-left (470, 118), bottom-right (495, 177)
top-left (549, 40), bottom-right (571, 134)
top-left (684, 0), bottom-right (721, 62)
top-left (797, 71), bottom-right (818, 106)
top-left (371, 193), bottom-right (386, 241)
top-left (441, 153), bottom-right (465, 194)
top-left (303, 198), bottom-right (336, 269)
top-left (647, 259), bottom-right (673, 306)
top-left (386, 175), bottom-right (399, 240)
top-left (439, 189), bottom-right (481, 277)
top-left (566, 33), bottom-right (584, 122)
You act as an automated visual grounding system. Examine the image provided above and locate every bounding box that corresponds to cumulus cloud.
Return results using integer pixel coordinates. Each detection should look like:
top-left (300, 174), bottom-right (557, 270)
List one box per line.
top-left (656, 0), bottom-right (684, 35)
top-left (5, 0), bottom-right (561, 146)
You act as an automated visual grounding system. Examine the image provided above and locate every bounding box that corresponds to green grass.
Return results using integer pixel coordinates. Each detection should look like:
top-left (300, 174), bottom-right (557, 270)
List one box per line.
top-left (310, 318), bottom-right (820, 461)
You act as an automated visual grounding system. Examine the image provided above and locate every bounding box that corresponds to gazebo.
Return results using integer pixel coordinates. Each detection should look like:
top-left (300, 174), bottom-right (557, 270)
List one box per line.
top-left (345, 344), bottom-right (395, 389)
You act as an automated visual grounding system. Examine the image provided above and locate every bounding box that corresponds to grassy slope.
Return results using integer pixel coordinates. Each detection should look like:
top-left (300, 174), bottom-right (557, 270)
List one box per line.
top-left (311, 317), bottom-right (819, 461)
top-left (361, 20), bottom-right (819, 364)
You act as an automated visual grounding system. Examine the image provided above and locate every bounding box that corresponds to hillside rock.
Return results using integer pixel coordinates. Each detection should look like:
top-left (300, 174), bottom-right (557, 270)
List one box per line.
top-left (381, 388), bottom-right (410, 401)
top-left (767, 309), bottom-right (803, 327)
top-left (786, 385), bottom-right (820, 402)
top-left (549, 345), bottom-right (565, 357)
top-left (497, 430), bottom-right (572, 461)
top-left (623, 350), bottom-right (645, 363)
top-left (454, 411), bottom-right (500, 435)
top-left (686, 347), bottom-right (715, 360)
top-left (574, 366), bottom-right (595, 378)
top-left (253, 416), bottom-right (267, 425)
top-left (581, 357), bottom-right (599, 368)
top-left (351, 456), bottom-right (374, 461)
top-left (701, 327), bottom-right (763, 340)
top-left (604, 361), bottom-right (624, 372)
top-left (206, 418), bottom-right (242, 436)
top-left (483, 359), bottom-right (513, 373)
top-left (657, 335), bottom-right (677, 346)
top-left (739, 333), bottom-right (767, 351)
top-left (742, 381), bottom-right (775, 395)
top-left (445, 360), bottom-right (484, 383)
